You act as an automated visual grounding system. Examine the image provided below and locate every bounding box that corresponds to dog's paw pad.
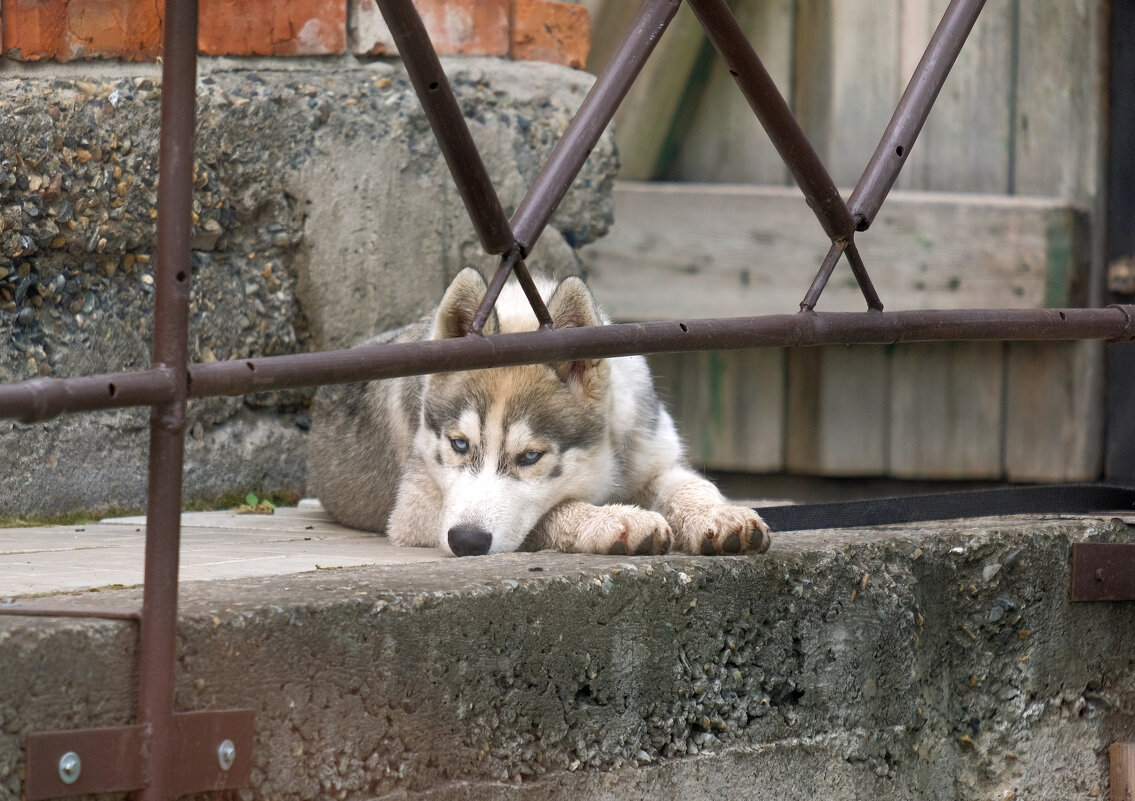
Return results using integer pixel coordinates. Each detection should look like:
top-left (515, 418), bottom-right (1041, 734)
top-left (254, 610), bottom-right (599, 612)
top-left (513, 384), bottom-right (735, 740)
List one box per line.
top-left (681, 506), bottom-right (770, 555)
top-left (622, 511), bottom-right (672, 556)
top-left (583, 506), bottom-right (671, 556)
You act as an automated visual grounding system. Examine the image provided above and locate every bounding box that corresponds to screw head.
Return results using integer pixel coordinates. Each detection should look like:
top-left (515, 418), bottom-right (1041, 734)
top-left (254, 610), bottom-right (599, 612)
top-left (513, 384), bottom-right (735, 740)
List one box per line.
top-left (217, 739), bottom-right (236, 771)
top-left (58, 751), bottom-right (81, 785)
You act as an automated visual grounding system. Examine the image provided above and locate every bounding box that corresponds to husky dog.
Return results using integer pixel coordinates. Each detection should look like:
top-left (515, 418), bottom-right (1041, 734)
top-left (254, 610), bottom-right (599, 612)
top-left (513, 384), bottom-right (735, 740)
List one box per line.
top-left (309, 268), bottom-right (770, 557)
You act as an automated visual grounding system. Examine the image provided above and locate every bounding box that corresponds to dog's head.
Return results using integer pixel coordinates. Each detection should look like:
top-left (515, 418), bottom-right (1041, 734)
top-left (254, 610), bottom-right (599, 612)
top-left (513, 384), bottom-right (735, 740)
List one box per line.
top-left (419, 268), bottom-right (614, 556)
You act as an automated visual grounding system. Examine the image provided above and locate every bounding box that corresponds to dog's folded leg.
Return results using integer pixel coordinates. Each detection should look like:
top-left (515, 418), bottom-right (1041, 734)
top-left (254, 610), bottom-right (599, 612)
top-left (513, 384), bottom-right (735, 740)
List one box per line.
top-left (387, 458), bottom-right (447, 550)
top-left (649, 468), bottom-right (771, 555)
top-left (533, 500), bottom-right (673, 555)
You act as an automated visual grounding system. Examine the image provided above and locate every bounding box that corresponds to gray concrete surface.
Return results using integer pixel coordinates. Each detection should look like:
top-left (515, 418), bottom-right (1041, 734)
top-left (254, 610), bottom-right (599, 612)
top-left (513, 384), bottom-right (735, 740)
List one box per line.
top-left (0, 57), bottom-right (617, 520)
top-left (0, 501), bottom-right (443, 595)
top-left (1, 513), bottom-right (1133, 800)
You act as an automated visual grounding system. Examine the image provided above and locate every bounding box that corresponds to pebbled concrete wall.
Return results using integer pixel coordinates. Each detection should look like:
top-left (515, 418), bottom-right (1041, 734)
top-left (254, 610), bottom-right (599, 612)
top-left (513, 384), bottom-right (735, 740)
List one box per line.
top-left (2, 517), bottom-right (1133, 799)
top-left (0, 58), bottom-right (617, 519)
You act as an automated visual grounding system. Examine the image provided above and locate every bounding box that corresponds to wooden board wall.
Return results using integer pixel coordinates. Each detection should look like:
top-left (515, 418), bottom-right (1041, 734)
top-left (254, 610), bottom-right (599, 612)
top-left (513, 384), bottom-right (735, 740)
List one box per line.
top-left (581, 0), bottom-right (1106, 481)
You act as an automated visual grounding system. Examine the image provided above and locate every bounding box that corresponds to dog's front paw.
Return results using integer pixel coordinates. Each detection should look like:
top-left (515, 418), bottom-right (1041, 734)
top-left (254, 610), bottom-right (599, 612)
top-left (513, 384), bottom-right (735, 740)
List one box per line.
top-left (674, 503), bottom-right (771, 555)
top-left (568, 504), bottom-right (673, 555)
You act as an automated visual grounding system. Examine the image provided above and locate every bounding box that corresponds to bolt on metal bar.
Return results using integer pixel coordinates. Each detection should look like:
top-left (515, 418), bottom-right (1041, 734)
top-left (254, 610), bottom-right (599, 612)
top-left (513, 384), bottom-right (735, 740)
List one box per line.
top-left (373, 0), bottom-right (516, 255)
top-left (137, 1), bottom-right (197, 798)
top-left (848, 0), bottom-right (988, 231)
top-left (509, 0), bottom-right (683, 252)
top-left (684, 0), bottom-right (856, 245)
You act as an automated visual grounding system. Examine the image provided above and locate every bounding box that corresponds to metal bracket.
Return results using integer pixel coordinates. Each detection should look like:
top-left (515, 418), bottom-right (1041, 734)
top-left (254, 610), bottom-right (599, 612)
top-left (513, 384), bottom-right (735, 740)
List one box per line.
top-left (25, 710), bottom-right (254, 800)
top-left (1070, 543), bottom-right (1135, 602)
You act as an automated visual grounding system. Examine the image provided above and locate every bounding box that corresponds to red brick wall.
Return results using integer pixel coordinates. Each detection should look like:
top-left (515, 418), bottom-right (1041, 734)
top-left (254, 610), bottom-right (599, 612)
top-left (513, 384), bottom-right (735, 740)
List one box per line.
top-left (1, 0), bottom-right (589, 67)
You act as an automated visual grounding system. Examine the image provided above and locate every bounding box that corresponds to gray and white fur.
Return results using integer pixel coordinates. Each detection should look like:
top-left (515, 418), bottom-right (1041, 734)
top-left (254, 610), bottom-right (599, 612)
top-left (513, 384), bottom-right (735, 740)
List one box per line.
top-left (309, 268), bottom-right (770, 557)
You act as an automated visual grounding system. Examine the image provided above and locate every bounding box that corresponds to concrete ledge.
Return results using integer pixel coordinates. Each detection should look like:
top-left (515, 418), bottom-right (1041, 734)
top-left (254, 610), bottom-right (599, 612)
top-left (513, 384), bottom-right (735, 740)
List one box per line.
top-left (0, 56), bottom-right (616, 520)
top-left (2, 516), bottom-right (1134, 799)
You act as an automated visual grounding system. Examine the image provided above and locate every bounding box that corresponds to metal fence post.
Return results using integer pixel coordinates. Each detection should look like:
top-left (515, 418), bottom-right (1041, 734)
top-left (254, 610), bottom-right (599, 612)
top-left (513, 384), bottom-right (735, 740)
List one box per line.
top-left (137, 0), bottom-right (197, 798)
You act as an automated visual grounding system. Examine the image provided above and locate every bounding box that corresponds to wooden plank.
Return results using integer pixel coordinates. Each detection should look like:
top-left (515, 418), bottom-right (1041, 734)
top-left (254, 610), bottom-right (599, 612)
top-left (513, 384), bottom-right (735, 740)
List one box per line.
top-left (588, 1), bottom-right (706, 181)
top-left (649, 350), bottom-right (785, 473)
top-left (1013, 0), bottom-right (1105, 204)
top-left (1003, 341), bottom-right (1103, 481)
top-left (786, 346), bottom-right (890, 475)
top-left (580, 182), bottom-right (1089, 320)
top-left (1111, 742), bottom-right (1135, 801)
top-left (888, 342), bottom-right (1004, 479)
top-left (789, 1), bottom-right (899, 479)
top-left (665, 0), bottom-right (794, 184)
top-left (895, 0), bottom-right (1014, 193)
top-left (794, 0), bottom-right (902, 187)
top-left (1002, 0), bottom-right (1107, 484)
top-left (581, 0), bottom-right (639, 75)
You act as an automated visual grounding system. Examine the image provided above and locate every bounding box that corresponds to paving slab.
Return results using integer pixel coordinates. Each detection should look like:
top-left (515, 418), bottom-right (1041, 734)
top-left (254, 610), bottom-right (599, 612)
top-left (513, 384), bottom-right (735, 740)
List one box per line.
top-left (0, 502), bottom-right (443, 596)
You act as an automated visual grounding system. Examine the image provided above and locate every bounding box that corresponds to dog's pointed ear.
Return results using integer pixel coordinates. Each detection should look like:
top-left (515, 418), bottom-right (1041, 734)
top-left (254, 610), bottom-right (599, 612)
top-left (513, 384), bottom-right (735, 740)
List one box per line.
top-left (547, 275), bottom-right (603, 330)
top-left (432, 268), bottom-right (497, 339)
top-left (547, 276), bottom-right (609, 399)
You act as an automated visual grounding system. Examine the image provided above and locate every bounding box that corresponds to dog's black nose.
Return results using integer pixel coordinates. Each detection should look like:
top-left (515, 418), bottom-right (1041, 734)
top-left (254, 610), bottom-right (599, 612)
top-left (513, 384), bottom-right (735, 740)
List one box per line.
top-left (448, 524), bottom-right (492, 557)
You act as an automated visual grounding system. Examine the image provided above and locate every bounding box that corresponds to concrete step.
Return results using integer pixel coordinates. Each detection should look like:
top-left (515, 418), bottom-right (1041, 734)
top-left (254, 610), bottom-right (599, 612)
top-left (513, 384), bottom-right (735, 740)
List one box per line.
top-left (0, 502), bottom-right (443, 596)
top-left (1, 511), bottom-right (1133, 800)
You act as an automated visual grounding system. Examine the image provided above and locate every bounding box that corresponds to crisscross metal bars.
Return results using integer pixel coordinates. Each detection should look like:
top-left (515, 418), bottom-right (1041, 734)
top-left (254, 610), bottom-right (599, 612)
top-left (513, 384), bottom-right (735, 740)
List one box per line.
top-left (1, 0), bottom-right (1132, 798)
top-left (378, 0), bottom-right (985, 316)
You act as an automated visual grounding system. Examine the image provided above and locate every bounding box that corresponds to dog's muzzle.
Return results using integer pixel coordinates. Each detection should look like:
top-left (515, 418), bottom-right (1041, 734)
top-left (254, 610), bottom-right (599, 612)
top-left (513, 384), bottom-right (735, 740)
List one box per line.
top-left (448, 523), bottom-right (492, 557)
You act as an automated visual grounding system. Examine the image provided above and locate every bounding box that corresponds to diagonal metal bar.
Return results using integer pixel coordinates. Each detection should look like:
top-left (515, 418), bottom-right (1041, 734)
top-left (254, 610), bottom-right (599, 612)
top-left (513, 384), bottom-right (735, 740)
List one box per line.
top-left (470, 247), bottom-right (554, 335)
top-left (509, 0), bottom-right (683, 252)
top-left (137, 1), bottom-right (198, 799)
top-left (848, 0), bottom-right (988, 231)
top-left (842, 240), bottom-right (883, 311)
top-left (800, 241), bottom-right (847, 311)
top-left (374, 0), bottom-right (516, 255)
top-left (374, 0), bottom-right (551, 334)
top-left (684, 0), bottom-right (856, 245)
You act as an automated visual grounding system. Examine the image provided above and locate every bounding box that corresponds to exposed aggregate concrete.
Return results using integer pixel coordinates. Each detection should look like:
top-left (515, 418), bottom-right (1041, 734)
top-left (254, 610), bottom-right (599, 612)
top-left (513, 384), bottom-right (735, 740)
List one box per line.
top-left (1, 517), bottom-right (1132, 799)
top-left (0, 58), bottom-right (616, 518)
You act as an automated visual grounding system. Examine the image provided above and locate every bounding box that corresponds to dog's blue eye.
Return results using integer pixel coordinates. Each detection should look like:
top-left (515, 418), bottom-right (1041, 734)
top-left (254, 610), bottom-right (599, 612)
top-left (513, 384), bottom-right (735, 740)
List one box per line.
top-left (450, 437), bottom-right (469, 455)
top-left (516, 450), bottom-right (543, 467)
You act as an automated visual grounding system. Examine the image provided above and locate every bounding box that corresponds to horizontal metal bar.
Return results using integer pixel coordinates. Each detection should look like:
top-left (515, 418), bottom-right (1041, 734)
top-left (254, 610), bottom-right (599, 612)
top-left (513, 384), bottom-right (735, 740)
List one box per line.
top-left (0, 367), bottom-right (176, 423)
top-left (20, 306), bottom-right (1135, 422)
top-left (0, 604), bottom-right (141, 621)
top-left (0, 307), bottom-right (1130, 422)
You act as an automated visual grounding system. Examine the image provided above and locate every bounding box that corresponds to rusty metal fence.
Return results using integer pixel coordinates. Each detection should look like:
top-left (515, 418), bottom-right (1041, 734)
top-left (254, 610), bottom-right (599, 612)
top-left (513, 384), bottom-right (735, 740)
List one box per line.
top-left (1, 0), bottom-right (1133, 797)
